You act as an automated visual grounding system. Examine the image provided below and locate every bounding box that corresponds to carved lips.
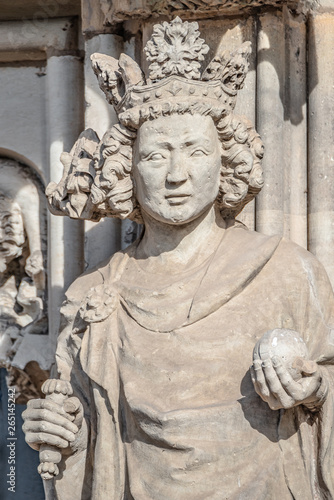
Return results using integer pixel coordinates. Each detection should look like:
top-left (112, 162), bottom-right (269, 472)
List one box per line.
top-left (165, 193), bottom-right (191, 205)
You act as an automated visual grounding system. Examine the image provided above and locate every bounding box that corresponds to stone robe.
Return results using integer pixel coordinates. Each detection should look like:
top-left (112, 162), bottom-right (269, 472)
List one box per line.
top-left (54, 225), bottom-right (334, 500)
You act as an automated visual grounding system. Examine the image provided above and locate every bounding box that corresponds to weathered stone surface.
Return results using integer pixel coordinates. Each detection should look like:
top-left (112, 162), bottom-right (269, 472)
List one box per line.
top-left (21, 18), bottom-right (334, 499)
top-left (0, 0), bottom-right (80, 21)
top-left (0, 18), bottom-right (78, 62)
top-left (81, 0), bottom-right (110, 34)
top-left (101, 0), bottom-right (316, 24)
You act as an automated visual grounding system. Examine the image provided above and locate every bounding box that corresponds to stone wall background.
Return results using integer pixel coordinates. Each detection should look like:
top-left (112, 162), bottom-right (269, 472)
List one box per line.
top-left (0, 0), bottom-right (333, 498)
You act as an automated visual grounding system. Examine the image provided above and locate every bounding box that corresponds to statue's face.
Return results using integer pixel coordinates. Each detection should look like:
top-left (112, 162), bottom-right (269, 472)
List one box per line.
top-left (133, 114), bottom-right (221, 225)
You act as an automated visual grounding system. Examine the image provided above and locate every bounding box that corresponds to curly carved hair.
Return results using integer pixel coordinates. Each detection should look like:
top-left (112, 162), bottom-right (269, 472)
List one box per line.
top-left (89, 105), bottom-right (264, 223)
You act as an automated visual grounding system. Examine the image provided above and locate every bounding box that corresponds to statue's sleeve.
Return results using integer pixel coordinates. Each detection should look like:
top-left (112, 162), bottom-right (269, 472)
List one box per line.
top-left (300, 250), bottom-right (334, 497)
top-left (53, 251), bottom-right (128, 500)
top-left (280, 241), bottom-right (334, 498)
top-left (53, 270), bottom-right (104, 500)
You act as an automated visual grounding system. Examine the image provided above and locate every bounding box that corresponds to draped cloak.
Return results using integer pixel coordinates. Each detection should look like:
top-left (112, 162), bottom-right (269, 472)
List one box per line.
top-left (54, 225), bottom-right (334, 500)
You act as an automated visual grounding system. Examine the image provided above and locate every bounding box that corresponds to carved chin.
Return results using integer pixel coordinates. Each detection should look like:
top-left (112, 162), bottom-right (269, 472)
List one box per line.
top-left (155, 205), bottom-right (212, 225)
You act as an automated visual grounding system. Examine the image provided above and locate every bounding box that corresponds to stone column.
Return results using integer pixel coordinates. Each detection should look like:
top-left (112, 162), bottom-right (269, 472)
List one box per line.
top-left (46, 55), bottom-right (84, 352)
top-left (283, 10), bottom-right (307, 248)
top-left (308, 9), bottom-right (334, 284)
top-left (256, 11), bottom-right (285, 237)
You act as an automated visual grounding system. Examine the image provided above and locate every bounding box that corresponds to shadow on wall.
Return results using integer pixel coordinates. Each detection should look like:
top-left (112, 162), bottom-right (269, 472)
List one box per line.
top-left (196, 12), bottom-right (318, 127)
top-left (256, 13), bottom-right (318, 127)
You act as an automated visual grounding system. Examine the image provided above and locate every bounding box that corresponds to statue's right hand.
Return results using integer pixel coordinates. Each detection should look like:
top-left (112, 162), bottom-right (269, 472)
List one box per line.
top-left (22, 398), bottom-right (81, 452)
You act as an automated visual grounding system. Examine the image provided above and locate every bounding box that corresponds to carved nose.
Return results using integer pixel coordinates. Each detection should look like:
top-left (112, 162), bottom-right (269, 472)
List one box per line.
top-left (166, 155), bottom-right (188, 184)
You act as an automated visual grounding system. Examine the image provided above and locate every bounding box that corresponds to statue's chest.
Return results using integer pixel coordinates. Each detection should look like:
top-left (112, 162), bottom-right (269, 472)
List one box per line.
top-left (116, 296), bottom-right (284, 410)
top-left (115, 301), bottom-right (287, 499)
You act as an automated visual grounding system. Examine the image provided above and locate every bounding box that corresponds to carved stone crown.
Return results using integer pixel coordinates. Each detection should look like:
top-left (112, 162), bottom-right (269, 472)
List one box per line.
top-left (91, 17), bottom-right (252, 128)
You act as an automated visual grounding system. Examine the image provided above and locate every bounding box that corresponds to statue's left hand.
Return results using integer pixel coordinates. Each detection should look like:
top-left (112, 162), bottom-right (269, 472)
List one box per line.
top-left (250, 356), bottom-right (327, 410)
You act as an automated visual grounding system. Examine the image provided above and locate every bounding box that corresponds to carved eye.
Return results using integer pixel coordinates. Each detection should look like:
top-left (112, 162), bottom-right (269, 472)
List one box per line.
top-left (148, 152), bottom-right (165, 161)
top-left (191, 149), bottom-right (206, 157)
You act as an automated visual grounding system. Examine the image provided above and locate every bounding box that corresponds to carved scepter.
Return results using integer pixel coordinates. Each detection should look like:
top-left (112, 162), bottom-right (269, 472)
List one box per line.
top-left (37, 379), bottom-right (73, 482)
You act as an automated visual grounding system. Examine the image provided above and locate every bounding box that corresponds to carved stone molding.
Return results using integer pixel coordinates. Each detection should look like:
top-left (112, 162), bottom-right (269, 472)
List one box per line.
top-left (0, 18), bottom-right (78, 63)
top-left (100, 0), bottom-right (316, 24)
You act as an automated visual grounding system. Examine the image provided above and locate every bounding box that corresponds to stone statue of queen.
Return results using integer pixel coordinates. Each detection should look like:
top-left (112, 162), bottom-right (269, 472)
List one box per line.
top-left (23, 17), bottom-right (334, 500)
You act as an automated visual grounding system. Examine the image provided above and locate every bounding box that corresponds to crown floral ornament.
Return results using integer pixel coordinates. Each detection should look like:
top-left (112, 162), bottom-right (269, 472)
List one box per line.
top-left (144, 17), bottom-right (209, 81)
top-left (46, 17), bottom-right (264, 223)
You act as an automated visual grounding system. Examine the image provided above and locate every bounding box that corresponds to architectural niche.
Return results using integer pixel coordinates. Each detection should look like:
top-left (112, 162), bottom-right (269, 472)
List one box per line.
top-left (0, 158), bottom-right (49, 404)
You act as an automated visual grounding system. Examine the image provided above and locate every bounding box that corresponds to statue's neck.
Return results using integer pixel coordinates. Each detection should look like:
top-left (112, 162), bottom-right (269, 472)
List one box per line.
top-left (135, 206), bottom-right (226, 272)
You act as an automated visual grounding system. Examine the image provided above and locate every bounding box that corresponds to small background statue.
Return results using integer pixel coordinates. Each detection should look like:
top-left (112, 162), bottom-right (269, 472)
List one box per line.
top-left (0, 159), bottom-right (48, 404)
